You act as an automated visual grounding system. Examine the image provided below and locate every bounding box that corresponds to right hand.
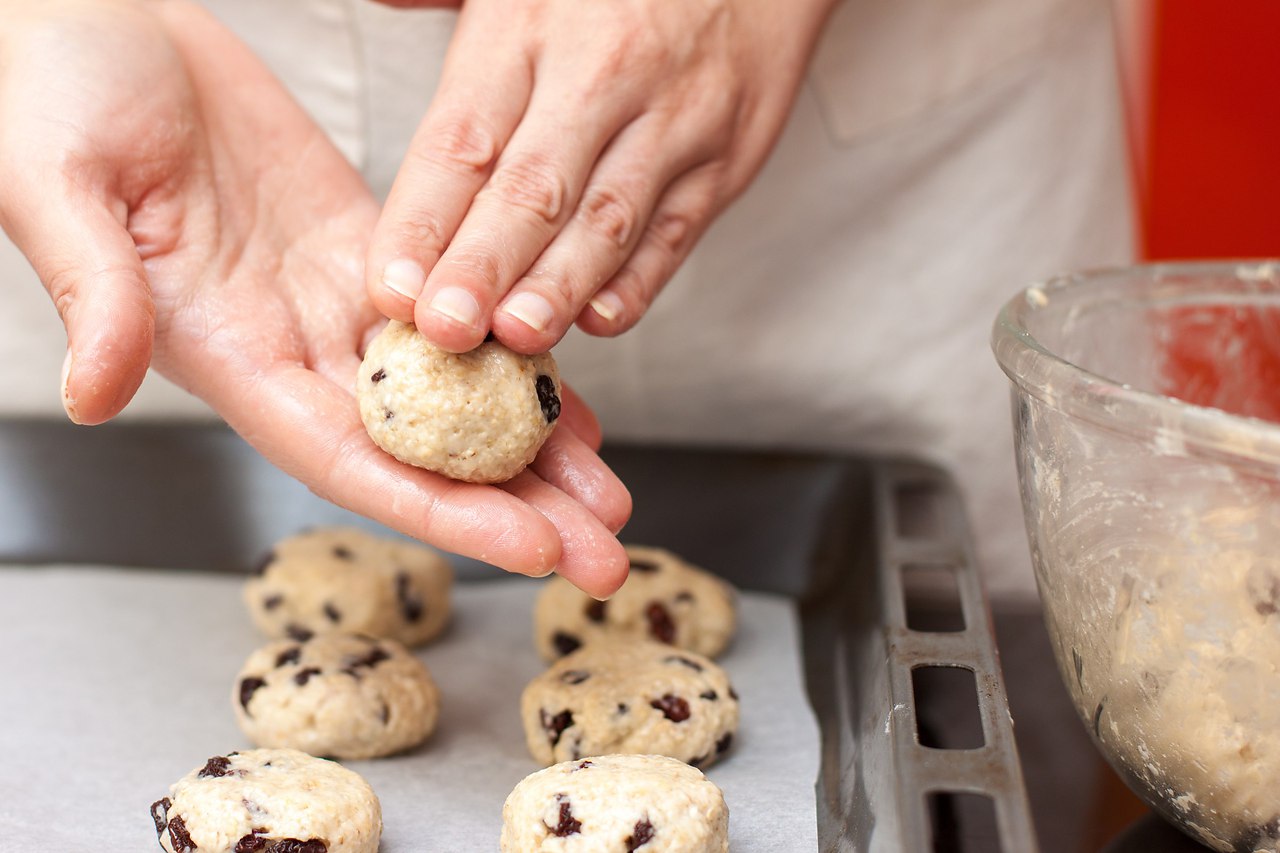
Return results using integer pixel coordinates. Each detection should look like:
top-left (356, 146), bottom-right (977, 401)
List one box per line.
top-left (0, 0), bottom-right (632, 596)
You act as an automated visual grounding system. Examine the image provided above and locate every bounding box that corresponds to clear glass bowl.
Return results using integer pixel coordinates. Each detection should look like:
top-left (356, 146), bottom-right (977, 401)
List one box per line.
top-left (992, 262), bottom-right (1280, 853)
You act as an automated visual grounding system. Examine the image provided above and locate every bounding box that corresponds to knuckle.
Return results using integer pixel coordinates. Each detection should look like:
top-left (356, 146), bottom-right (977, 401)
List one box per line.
top-left (421, 114), bottom-right (501, 174)
top-left (485, 155), bottom-right (567, 225)
top-left (645, 208), bottom-right (697, 258)
top-left (576, 186), bottom-right (638, 249)
top-left (443, 245), bottom-right (504, 289)
top-left (388, 209), bottom-right (450, 257)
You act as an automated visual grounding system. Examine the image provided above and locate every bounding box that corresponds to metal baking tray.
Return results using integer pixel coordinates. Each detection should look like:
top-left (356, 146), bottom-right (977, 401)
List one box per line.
top-left (0, 420), bottom-right (1036, 851)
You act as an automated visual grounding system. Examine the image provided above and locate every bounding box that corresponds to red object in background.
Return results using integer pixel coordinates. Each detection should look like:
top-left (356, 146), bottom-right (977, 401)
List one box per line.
top-left (1116, 1), bottom-right (1280, 414)
top-left (1118, 0), bottom-right (1280, 260)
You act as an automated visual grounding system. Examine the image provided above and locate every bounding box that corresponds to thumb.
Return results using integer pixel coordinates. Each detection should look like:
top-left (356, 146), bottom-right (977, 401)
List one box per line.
top-left (2, 188), bottom-right (155, 425)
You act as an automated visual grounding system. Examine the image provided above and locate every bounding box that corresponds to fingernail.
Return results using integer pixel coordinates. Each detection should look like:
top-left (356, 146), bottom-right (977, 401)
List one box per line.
top-left (61, 350), bottom-right (80, 424)
top-left (428, 287), bottom-right (481, 329)
top-left (528, 563), bottom-right (557, 579)
top-left (589, 291), bottom-right (625, 322)
top-left (381, 259), bottom-right (426, 301)
top-left (502, 292), bottom-right (554, 333)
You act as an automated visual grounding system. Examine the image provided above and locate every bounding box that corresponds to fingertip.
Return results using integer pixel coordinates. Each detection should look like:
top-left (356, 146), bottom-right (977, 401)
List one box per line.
top-left (563, 537), bottom-right (630, 600)
top-left (414, 285), bottom-right (489, 352)
top-left (368, 257), bottom-right (425, 323)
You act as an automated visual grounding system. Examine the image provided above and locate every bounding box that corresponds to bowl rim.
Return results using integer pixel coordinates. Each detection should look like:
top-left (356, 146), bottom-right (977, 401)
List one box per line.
top-left (991, 259), bottom-right (1280, 469)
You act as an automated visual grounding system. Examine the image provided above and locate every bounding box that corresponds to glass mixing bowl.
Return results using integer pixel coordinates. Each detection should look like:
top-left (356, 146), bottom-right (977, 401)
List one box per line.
top-left (993, 262), bottom-right (1280, 852)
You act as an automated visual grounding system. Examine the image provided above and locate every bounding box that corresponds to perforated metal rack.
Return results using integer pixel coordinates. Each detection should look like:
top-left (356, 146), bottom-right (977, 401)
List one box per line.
top-left (802, 459), bottom-right (1038, 852)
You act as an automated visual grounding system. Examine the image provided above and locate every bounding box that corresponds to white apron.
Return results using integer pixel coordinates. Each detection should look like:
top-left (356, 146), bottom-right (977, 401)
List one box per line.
top-left (0, 0), bottom-right (1134, 600)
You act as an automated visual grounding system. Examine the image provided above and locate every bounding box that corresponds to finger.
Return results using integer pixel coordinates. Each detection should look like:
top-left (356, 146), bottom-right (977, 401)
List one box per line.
top-left (411, 90), bottom-right (635, 353)
top-left (500, 469), bottom-right (630, 599)
top-left (365, 18), bottom-right (533, 326)
top-left (557, 384), bottom-right (603, 452)
top-left (530, 425), bottom-right (631, 534)
top-left (576, 165), bottom-right (722, 337)
top-left (491, 115), bottom-right (709, 352)
top-left (0, 187), bottom-right (154, 425)
top-left (205, 362), bottom-right (565, 577)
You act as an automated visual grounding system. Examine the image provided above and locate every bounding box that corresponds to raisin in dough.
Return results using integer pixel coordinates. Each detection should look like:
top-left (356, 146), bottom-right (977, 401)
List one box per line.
top-left (356, 320), bottom-right (562, 484)
top-left (150, 748), bottom-right (381, 853)
top-left (245, 526), bottom-right (452, 648)
top-left (521, 639), bottom-right (739, 768)
top-left (234, 633), bottom-right (439, 760)
top-left (500, 754), bottom-right (729, 853)
top-left (534, 545), bottom-right (736, 662)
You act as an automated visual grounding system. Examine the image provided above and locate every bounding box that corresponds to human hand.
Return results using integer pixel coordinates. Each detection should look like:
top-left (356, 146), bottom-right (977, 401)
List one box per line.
top-left (365, 0), bottom-right (837, 354)
top-left (0, 0), bottom-right (631, 596)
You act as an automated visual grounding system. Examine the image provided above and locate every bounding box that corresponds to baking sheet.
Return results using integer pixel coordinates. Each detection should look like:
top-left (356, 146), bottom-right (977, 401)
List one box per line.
top-left (0, 565), bottom-right (819, 851)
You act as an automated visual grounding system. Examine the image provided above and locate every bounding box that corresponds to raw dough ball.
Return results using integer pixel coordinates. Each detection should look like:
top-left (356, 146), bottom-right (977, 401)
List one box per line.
top-left (356, 320), bottom-right (562, 484)
top-left (500, 753), bottom-right (729, 853)
top-left (521, 639), bottom-right (739, 768)
top-left (245, 526), bottom-right (452, 648)
top-left (149, 748), bottom-right (381, 853)
top-left (234, 633), bottom-right (440, 760)
top-left (534, 545), bottom-right (736, 662)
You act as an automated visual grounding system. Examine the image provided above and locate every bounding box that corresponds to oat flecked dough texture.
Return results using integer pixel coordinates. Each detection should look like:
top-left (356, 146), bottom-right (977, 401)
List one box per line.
top-left (234, 633), bottom-right (440, 760)
top-left (150, 748), bottom-right (382, 853)
top-left (521, 639), bottom-right (739, 768)
top-left (500, 753), bottom-right (729, 852)
top-left (245, 526), bottom-right (453, 648)
top-left (534, 545), bottom-right (737, 662)
top-left (356, 320), bottom-right (562, 484)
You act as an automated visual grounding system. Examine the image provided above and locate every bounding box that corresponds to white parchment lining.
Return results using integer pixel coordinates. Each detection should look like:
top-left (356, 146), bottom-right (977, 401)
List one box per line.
top-left (0, 566), bottom-right (820, 850)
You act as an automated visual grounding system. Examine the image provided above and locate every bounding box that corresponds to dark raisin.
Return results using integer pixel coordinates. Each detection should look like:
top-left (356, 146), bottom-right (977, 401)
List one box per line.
top-left (626, 818), bottom-right (655, 851)
top-left (294, 667), bottom-right (322, 686)
top-left (699, 690), bottom-right (718, 701)
top-left (370, 368), bottom-right (386, 384)
top-left (396, 572), bottom-right (424, 623)
top-left (716, 732), bottom-right (733, 754)
top-left (728, 686), bottom-right (739, 701)
top-left (331, 545), bottom-right (353, 561)
top-left (235, 833), bottom-right (268, 852)
top-left (560, 670), bottom-right (591, 685)
top-left (322, 602), bottom-right (341, 623)
top-left (551, 796), bottom-right (581, 837)
top-left (262, 594), bottom-right (284, 611)
top-left (629, 558), bottom-right (659, 573)
top-left (379, 702), bottom-right (391, 724)
top-left (616, 703), bottom-right (629, 715)
top-left (663, 655), bottom-right (702, 672)
top-left (552, 632), bottom-right (581, 657)
top-left (535, 374), bottom-right (561, 422)
top-left (285, 624), bottom-right (313, 642)
top-left (674, 591), bottom-right (694, 603)
top-left (266, 839), bottom-right (328, 853)
top-left (540, 709), bottom-right (574, 746)
top-left (150, 798), bottom-right (170, 836)
top-left (650, 694), bottom-right (691, 723)
top-left (346, 646), bottom-right (390, 671)
top-left (240, 677), bottom-right (267, 712)
top-left (198, 755), bottom-right (233, 778)
top-left (275, 647), bottom-right (302, 668)
top-left (690, 753), bottom-right (709, 767)
top-left (646, 602), bottom-right (676, 644)
top-left (584, 599), bottom-right (607, 623)
top-left (384, 409), bottom-right (395, 421)
top-left (167, 815), bottom-right (197, 853)
top-left (574, 760), bottom-right (593, 771)
top-left (252, 550), bottom-right (276, 576)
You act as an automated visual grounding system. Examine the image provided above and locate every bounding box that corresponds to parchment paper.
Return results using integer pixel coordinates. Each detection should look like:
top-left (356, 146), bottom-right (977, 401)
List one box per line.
top-left (0, 565), bottom-right (819, 851)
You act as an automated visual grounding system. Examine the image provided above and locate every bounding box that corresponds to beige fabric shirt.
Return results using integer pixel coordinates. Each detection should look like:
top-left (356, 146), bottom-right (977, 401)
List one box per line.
top-left (0, 0), bottom-right (1133, 599)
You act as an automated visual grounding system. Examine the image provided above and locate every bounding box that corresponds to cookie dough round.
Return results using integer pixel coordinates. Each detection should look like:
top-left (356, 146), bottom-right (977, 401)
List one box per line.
top-left (500, 753), bottom-right (729, 853)
top-left (356, 320), bottom-right (562, 484)
top-left (245, 526), bottom-right (452, 648)
top-left (150, 748), bottom-right (381, 853)
top-left (521, 639), bottom-right (739, 768)
top-left (234, 633), bottom-right (440, 760)
top-left (534, 545), bottom-right (736, 662)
